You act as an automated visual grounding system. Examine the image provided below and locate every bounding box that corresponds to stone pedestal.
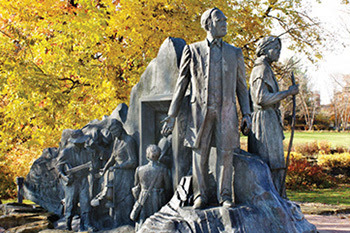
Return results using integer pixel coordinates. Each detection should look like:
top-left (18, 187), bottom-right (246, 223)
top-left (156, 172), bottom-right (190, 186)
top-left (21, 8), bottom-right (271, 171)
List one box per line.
top-left (138, 150), bottom-right (317, 233)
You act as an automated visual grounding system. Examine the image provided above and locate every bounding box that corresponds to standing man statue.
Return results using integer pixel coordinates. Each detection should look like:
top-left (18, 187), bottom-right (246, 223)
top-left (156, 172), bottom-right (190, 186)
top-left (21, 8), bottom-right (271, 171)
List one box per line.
top-left (57, 129), bottom-right (95, 231)
top-left (161, 7), bottom-right (251, 209)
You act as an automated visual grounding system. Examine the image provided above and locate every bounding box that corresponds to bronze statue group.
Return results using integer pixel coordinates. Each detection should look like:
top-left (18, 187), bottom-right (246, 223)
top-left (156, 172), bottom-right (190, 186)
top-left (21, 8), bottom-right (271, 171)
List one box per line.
top-left (56, 7), bottom-right (299, 232)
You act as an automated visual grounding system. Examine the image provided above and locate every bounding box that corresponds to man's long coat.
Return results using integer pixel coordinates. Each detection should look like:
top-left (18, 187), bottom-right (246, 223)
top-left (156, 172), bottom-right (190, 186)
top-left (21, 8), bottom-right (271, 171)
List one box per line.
top-left (168, 40), bottom-right (251, 149)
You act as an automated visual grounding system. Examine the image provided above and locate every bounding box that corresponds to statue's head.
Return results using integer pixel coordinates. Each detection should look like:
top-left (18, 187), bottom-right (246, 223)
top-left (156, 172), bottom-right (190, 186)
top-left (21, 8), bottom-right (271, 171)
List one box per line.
top-left (201, 8), bottom-right (227, 38)
top-left (59, 129), bottom-right (74, 150)
top-left (68, 129), bottom-right (90, 146)
top-left (256, 36), bottom-right (281, 62)
top-left (146, 144), bottom-right (161, 162)
top-left (101, 128), bottom-right (113, 146)
top-left (108, 119), bottom-right (124, 139)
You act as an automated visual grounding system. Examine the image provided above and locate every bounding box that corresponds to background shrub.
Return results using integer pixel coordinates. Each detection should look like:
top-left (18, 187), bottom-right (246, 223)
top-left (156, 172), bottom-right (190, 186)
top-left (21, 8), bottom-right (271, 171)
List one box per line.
top-left (294, 141), bottom-right (320, 156)
top-left (318, 153), bottom-right (350, 177)
top-left (286, 155), bottom-right (336, 190)
top-left (0, 146), bottom-right (37, 199)
top-left (294, 141), bottom-right (348, 156)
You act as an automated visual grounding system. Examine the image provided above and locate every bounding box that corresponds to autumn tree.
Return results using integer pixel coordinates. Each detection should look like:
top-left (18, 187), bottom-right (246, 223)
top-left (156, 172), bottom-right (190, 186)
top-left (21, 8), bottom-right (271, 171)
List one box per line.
top-left (275, 58), bottom-right (322, 130)
top-left (297, 78), bottom-right (321, 130)
top-left (330, 74), bottom-right (350, 131)
top-left (0, 0), bottom-right (326, 198)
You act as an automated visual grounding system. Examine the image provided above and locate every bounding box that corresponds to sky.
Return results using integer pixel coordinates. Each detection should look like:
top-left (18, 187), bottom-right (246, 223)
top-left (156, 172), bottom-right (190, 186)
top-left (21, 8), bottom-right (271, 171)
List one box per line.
top-left (280, 0), bottom-right (350, 105)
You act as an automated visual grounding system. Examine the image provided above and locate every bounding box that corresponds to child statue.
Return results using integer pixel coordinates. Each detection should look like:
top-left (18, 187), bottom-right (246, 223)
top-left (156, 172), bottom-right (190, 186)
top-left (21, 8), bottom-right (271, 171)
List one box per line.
top-left (130, 144), bottom-right (172, 231)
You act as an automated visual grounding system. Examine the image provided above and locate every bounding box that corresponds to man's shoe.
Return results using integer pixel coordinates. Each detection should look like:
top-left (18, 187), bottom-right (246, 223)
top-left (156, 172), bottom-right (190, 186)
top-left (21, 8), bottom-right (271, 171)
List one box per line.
top-left (193, 197), bottom-right (206, 209)
top-left (222, 200), bottom-right (234, 208)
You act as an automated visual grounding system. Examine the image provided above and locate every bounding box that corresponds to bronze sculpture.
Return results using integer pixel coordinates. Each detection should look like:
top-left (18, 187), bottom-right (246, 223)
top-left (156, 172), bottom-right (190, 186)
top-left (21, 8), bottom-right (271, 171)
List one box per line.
top-left (162, 7), bottom-right (251, 209)
top-left (91, 119), bottom-right (137, 227)
top-left (130, 144), bottom-right (171, 230)
top-left (24, 33), bottom-right (317, 232)
top-left (248, 36), bottom-right (299, 197)
top-left (57, 129), bottom-right (94, 231)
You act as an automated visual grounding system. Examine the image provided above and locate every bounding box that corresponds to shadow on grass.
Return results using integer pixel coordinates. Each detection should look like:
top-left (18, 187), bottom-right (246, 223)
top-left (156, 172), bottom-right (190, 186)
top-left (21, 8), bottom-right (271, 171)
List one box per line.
top-left (287, 184), bottom-right (350, 206)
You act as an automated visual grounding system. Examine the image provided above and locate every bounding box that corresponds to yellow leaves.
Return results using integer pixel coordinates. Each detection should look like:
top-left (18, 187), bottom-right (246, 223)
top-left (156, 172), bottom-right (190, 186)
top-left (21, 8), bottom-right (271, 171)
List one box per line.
top-left (315, 52), bottom-right (323, 61)
top-left (318, 153), bottom-right (350, 169)
top-left (0, 0), bottom-right (327, 198)
top-left (284, 151), bottom-right (304, 160)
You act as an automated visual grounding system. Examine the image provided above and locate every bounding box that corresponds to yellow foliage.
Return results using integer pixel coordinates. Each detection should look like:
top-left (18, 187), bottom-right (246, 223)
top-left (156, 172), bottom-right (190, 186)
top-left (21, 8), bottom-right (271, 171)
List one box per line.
top-left (0, 145), bottom-right (38, 198)
top-left (0, 0), bottom-right (325, 197)
top-left (317, 141), bottom-right (332, 154)
top-left (284, 151), bottom-right (304, 160)
top-left (318, 153), bottom-right (350, 169)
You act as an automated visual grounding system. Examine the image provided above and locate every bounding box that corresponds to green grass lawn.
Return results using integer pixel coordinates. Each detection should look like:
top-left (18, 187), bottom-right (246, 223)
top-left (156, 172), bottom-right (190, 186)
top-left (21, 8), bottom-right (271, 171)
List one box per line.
top-left (287, 184), bottom-right (350, 206)
top-left (284, 131), bottom-right (350, 148)
top-left (241, 131), bottom-right (350, 148)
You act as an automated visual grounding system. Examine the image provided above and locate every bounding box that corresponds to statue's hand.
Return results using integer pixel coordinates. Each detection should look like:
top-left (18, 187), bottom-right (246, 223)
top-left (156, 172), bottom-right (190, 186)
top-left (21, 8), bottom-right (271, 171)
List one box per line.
top-left (94, 169), bottom-right (104, 179)
top-left (99, 169), bottom-right (105, 177)
top-left (112, 164), bottom-right (120, 170)
top-left (288, 84), bottom-right (299, 96)
top-left (241, 114), bottom-right (252, 136)
top-left (161, 116), bottom-right (175, 137)
top-left (62, 175), bottom-right (72, 186)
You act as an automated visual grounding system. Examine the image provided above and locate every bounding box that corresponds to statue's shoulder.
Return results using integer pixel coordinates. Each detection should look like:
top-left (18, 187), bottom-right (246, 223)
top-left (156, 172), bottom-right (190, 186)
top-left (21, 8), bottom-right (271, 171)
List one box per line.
top-left (250, 65), bottom-right (265, 80)
top-left (124, 134), bottom-right (136, 144)
top-left (253, 57), bottom-right (268, 69)
top-left (137, 164), bottom-right (148, 173)
top-left (188, 40), bottom-right (207, 50)
top-left (138, 162), bottom-right (162, 175)
top-left (157, 162), bottom-right (168, 171)
top-left (225, 42), bottom-right (243, 56)
top-left (252, 62), bottom-right (267, 73)
top-left (58, 145), bottom-right (74, 161)
top-left (62, 144), bottom-right (74, 153)
top-left (250, 60), bottom-right (273, 84)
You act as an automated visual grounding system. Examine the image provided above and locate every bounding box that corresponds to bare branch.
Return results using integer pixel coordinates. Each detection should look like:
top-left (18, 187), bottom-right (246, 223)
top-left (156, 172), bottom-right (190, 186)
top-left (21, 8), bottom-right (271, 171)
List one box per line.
top-left (0, 30), bottom-right (12, 39)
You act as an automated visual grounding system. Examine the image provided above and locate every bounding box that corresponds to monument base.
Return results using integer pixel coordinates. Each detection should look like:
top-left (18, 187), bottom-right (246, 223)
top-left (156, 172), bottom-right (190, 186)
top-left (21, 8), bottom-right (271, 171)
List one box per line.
top-left (139, 150), bottom-right (317, 233)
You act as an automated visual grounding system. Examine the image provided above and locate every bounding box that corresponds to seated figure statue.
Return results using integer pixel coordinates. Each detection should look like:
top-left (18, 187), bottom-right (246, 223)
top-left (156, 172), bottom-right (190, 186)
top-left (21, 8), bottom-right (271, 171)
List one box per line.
top-left (130, 144), bottom-right (172, 231)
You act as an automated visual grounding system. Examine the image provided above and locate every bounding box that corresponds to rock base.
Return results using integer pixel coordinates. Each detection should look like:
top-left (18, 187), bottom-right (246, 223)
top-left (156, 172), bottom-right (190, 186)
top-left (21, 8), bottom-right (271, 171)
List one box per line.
top-left (0, 203), bottom-right (55, 233)
top-left (139, 150), bottom-right (317, 233)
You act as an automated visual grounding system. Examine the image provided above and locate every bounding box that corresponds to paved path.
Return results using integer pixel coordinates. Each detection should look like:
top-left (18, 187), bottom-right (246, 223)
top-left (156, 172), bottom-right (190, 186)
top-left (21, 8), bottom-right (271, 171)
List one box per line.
top-left (305, 214), bottom-right (350, 233)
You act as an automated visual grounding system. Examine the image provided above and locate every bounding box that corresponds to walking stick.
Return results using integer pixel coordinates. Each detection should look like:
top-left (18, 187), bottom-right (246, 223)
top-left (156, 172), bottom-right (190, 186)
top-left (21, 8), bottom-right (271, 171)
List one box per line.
top-left (280, 72), bottom-right (296, 198)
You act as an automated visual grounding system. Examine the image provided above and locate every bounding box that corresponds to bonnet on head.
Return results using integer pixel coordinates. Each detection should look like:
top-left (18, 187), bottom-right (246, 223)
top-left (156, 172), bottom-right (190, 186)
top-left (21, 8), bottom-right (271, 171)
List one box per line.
top-left (256, 36), bottom-right (281, 57)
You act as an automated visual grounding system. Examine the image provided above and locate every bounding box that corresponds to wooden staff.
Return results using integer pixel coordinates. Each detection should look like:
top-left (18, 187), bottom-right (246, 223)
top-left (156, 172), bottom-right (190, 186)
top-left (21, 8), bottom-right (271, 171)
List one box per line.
top-left (280, 72), bottom-right (296, 197)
